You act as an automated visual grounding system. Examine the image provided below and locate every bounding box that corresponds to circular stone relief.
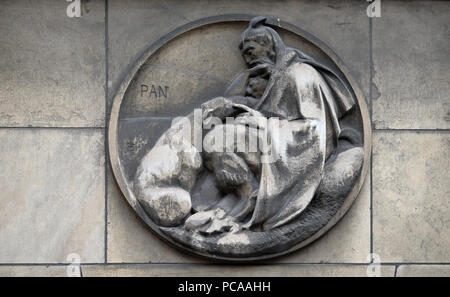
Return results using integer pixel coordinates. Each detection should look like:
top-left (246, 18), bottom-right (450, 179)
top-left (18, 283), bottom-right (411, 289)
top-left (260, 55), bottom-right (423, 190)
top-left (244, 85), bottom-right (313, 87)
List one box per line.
top-left (109, 15), bottom-right (371, 261)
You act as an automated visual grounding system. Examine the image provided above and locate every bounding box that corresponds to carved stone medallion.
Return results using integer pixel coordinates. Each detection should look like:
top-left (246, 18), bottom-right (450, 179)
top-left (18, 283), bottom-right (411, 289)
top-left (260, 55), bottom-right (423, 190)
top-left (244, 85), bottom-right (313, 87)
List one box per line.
top-left (109, 15), bottom-right (371, 261)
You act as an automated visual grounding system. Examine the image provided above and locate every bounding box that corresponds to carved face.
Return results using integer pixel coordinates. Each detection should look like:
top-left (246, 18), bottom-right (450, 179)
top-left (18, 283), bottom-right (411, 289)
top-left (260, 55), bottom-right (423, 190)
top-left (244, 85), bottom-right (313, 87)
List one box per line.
top-left (241, 39), bottom-right (274, 67)
top-left (246, 76), bottom-right (268, 98)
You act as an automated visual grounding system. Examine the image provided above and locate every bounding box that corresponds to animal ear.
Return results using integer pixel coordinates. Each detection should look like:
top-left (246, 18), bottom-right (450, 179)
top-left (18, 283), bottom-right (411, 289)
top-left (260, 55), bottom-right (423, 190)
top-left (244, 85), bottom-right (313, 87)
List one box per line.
top-left (249, 16), bottom-right (267, 28)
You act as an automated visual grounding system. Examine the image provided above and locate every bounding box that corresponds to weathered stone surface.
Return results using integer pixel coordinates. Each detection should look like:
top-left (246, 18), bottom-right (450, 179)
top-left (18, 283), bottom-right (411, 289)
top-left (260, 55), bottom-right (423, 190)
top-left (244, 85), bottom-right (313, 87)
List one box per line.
top-left (133, 116), bottom-right (203, 227)
top-left (107, 167), bottom-right (202, 263)
top-left (82, 264), bottom-right (395, 277)
top-left (144, 23), bottom-right (247, 84)
top-left (0, 0), bottom-right (447, 276)
top-left (318, 147), bottom-right (365, 198)
top-left (373, 132), bottom-right (450, 262)
top-left (191, 174), bottom-right (223, 212)
top-left (0, 0), bottom-right (105, 127)
top-left (0, 129), bottom-right (105, 263)
top-left (0, 266), bottom-right (68, 277)
top-left (184, 211), bottom-right (213, 231)
top-left (112, 15), bottom-right (367, 260)
top-left (197, 209), bottom-right (240, 236)
top-left (107, 170), bottom-right (370, 263)
top-left (120, 65), bottom-right (228, 118)
top-left (372, 1), bottom-right (450, 129)
top-left (138, 187), bottom-right (192, 227)
top-left (118, 118), bottom-right (173, 181)
top-left (278, 172), bottom-right (370, 263)
top-left (108, 0), bottom-right (369, 107)
top-left (396, 265), bottom-right (450, 277)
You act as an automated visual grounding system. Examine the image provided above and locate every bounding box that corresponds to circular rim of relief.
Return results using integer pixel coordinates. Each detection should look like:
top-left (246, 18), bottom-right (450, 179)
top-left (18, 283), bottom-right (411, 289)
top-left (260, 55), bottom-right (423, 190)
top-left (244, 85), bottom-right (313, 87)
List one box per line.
top-left (108, 14), bottom-right (372, 262)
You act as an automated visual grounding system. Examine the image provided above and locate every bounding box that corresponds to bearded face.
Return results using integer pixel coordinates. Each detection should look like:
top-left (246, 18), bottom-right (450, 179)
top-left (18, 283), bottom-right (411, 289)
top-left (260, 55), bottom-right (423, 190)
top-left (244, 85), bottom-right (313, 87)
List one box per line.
top-left (240, 32), bottom-right (275, 67)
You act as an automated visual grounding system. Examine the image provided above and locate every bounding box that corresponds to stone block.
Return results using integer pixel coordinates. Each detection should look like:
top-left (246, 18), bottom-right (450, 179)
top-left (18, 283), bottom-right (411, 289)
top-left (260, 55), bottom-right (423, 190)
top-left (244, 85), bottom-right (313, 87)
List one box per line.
top-left (0, 265), bottom-right (67, 277)
top-left (83, 263), bottom-right (395, 277)
top-left (0, 0), bottom-right (105, 127)
top-left (373, 131), bottom-right (450, 262)
top-left (372, 1), bottom-right (450, 129)
top-left (396, 265), bottom-right (450, 277)
top-left (0, 129), bottom-right (105, 263)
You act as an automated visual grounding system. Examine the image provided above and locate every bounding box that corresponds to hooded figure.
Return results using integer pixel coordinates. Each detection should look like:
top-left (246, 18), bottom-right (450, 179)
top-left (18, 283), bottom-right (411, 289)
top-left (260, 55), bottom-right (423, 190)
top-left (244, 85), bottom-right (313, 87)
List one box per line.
top-left (136, 16), bottom-right (359, 234)
top-left (191, 16), bottom-right (358, 231)
top-left (225, 16), bottom-right (355, 147)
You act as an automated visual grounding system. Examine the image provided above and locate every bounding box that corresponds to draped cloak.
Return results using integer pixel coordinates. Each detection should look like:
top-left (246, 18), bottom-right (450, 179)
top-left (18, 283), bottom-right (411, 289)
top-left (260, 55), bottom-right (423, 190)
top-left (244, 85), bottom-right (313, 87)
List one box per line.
top-left (216, 30), bottom-right (356, 231)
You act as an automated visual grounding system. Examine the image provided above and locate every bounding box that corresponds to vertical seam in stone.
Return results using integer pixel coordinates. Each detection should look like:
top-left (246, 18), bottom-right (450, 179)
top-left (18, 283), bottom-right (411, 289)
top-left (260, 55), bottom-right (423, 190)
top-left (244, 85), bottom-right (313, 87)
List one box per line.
top-left (369, 15), bottom-right (374, 263)
top-left (373, 128), bottom-right (450, 132)
top-left (104, 0), bottom-right (109, 264)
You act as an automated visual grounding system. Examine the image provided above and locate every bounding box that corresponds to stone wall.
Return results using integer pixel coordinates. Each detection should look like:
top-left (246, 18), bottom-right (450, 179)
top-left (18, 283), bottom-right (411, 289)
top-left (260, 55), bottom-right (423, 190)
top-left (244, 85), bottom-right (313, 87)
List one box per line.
top-left (0, 0), bottom-right (448, 277)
